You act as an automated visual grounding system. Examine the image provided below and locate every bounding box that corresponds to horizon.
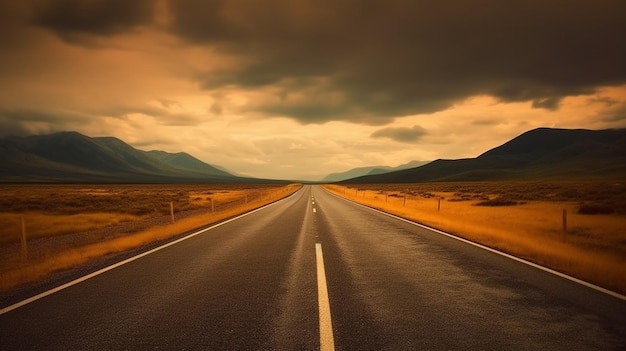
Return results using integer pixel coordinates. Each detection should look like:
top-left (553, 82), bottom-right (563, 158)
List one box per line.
top-left (1, 1), bottom-right (625, 181)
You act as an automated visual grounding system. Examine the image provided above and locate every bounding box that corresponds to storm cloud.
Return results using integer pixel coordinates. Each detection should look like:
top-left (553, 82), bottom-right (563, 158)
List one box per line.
top-left (371, 125), bottom-right (429, 143)
top-left (20, 0), bottom-right (626, 123)
top-left (33, 0), bottom-right (157, 44)
top-left (165, 0), bottom-right (626, 123)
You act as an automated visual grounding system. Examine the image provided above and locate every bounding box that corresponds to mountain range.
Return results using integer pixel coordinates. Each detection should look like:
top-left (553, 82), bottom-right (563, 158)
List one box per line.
top-left (2, 128), bottom-right (625, 183)
top-left (0, 132), bottom-right (271, 183)
top-left (321, 160), bottom-right (430, 182)
top-left (342, 128), bottom-right (626, 183)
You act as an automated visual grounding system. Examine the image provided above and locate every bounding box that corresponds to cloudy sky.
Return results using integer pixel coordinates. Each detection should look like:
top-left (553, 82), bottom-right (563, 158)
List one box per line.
top-left (1, 0), bottom-right (625, 180)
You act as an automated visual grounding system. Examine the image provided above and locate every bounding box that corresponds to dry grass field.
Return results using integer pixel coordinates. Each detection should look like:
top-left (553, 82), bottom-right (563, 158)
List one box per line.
top-left (0, 183), bottom-right (301, 292)
top-left (324, 181), bottom-right (626, 295)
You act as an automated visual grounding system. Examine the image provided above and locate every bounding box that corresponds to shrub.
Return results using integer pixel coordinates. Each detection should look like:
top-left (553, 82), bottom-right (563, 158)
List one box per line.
top-left (578, 203), bottom-right (614, 215)
top-left (475, 198), bottom-right (520, 207)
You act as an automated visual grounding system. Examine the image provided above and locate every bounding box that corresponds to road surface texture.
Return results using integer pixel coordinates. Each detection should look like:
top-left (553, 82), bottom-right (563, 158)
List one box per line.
top-left (1, 185), bottom-right (625, 350)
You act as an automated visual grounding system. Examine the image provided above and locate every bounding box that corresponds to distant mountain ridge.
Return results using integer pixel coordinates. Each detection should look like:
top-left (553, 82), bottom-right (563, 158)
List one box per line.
top-left (0, 131), bottom-right (267, 183)
top-left (144, 150), bottom-right (231, 176)
top-left (343, 128), bottom-right (626, 183)
top-left (322, 160), bottom-right (429, 182)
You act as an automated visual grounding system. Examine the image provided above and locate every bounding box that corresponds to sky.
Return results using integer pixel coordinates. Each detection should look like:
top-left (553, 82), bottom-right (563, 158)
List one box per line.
top-left (1, 0), bottom-right (625, 181)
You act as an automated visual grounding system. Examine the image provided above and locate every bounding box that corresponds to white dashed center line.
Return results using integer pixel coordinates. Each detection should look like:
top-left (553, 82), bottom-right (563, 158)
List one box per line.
top-left (315, 243), bottom-right (335, 351)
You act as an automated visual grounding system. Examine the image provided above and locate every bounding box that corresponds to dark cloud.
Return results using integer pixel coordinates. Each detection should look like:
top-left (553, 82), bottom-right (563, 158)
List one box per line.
top-left (531, 97), bottom-right (562, 111)
top-left (472, 119), bottom-right (501, 126)
top-left (371, 125), bottom-right (428, 143)
top-left (0, 2), bottom-right (37, 49)
top-left (168, 0), bottom-right (626, 124)
top-left (33, 0), bottom-right (157, 44)
top-left (0, 118), bottom-right (34, 137)
top-left (0, 104), bottom-right (203, 138)
top-left (0, 108), bottom-right (87, 137)
top-left (158, 99), bottom-right (181, 109)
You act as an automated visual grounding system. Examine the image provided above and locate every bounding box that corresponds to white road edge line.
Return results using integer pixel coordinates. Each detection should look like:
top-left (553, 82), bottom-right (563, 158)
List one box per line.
top-left (323, 187), bottom-right (626, 302)
top-left (0, 189), bottom-right (303, 315)
top-left (316, 243), bottom-right (336, 351)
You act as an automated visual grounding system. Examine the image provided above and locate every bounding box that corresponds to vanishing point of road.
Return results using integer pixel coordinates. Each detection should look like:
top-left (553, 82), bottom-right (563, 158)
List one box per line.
top-left (1, 185), bottom-right (625, 350)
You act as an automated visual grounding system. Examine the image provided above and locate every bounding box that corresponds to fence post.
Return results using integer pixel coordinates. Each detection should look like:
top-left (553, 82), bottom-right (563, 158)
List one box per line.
top-left (403, 195), bottom-right (407, 206)
top-left (170, 202), bottom-right (175, 223)
top-left (562, 209), bottom-right (567, 234)
top-left (385, 193), bottom-right (388, 202)
top-left (20, 215), bottom-right (28, 262)
top-left (438, 198), bottom-right (441, 212)
top-left (211, 197), bottom-right (215, 213)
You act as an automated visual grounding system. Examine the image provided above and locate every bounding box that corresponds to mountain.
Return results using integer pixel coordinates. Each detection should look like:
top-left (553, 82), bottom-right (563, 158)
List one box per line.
top-left (322, 166), bottom-right (388, 183)
top-left (342, 128), bottom-right (626, 183)
top-left (0, 131), bottom-right (269, 183)
top-left (322, 160), bottom-right (429, 182)
top-left (144, 150), bottom-right (232, 178)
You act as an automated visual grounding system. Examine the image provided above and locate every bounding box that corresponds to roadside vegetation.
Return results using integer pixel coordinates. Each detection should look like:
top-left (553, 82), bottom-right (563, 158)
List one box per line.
top-left (0, 184), bottom-right (301, 293)
top-left (324, 180), bottom-right (626, 295)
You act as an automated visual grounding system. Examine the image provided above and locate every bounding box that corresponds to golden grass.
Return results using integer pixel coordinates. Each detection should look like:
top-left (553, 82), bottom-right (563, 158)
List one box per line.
top-left (0, 184), bottom-right (300, 292)
top-left (0, 184), bottom-right (292, 245)
top-left (0, 212), bottom-right (142, 245)
top-left (0, 183), bottom-right (292, 217)
top-left (324, 184), bottom-right (626, 295)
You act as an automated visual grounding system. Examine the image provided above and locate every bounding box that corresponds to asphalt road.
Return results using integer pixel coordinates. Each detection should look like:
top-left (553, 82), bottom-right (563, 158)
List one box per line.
top-left (1, 185), bottom-right (625, 350)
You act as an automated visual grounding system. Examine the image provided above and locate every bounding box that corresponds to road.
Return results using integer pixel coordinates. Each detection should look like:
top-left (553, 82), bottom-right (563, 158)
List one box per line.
top-left (1, 185), bottom-right (625, 350)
